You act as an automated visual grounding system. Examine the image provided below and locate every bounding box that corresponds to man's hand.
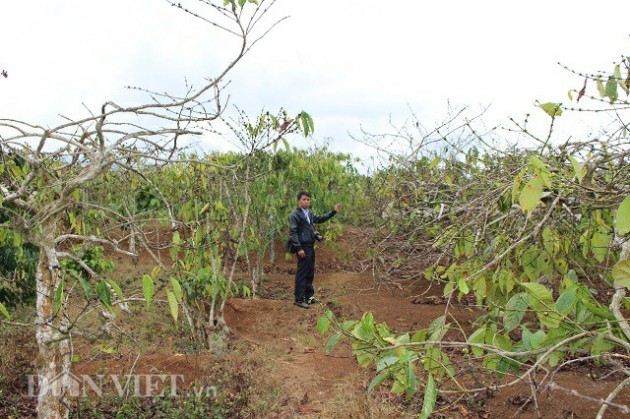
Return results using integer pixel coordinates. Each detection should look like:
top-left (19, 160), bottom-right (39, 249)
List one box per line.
top-left (334, 203), bottom-right (341, 212)
top-left (297, 249), bottom-right (305, 258)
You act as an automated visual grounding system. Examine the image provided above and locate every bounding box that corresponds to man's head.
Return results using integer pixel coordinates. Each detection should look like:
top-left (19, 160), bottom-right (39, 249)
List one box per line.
top-left (297, 191), bottom-right (311, 209)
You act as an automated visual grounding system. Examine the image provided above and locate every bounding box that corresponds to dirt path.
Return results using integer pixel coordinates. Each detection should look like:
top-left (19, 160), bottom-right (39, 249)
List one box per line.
top-left (224, 258), bottom-right (630, 418)
top-left (225, 297), bottom-right (357, 415)
top-left (224, 267), bottom-right (480, 417)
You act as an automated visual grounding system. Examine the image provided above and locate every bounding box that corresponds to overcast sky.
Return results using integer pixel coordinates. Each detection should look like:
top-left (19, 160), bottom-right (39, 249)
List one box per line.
top-left (1, 0), bottom-right (628, 162)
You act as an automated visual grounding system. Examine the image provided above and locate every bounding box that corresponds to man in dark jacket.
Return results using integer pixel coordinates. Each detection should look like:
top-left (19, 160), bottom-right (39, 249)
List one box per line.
top-left (288, 191), bottom-right (340, 309)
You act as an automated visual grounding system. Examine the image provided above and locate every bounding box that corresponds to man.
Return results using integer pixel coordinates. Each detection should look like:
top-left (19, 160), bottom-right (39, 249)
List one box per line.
top-left (288, 191), bottom-right (341, 309)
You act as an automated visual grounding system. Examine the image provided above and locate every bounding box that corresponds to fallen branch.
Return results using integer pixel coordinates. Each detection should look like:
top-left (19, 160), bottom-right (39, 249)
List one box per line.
top-left (548, 381), bottom-right (630, 415)
top-left (596, 376), bottom-right (630, 419)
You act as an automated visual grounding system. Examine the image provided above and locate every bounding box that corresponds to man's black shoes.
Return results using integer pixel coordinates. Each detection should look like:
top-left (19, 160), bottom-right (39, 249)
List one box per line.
top-left (294, 301), bottom-right (310, 309)
top-left (294, 297), bottom-right (321, 308)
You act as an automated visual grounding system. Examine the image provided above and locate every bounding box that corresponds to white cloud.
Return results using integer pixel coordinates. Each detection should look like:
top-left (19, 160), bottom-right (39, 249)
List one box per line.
top-left (1, 0), bottom-right (628, 158)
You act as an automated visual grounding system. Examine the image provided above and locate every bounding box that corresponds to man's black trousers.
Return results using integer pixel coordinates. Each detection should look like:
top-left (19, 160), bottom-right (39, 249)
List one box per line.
top-left (294, 245), bottom-right (315, 303)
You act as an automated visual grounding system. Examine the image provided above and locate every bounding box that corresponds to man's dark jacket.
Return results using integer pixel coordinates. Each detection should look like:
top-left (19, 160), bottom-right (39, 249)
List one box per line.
top-left (288, 207), bottom-right (337, 252)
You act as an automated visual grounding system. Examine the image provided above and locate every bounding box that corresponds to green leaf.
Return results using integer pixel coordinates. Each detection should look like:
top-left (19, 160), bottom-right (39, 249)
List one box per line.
top-left (77, 275), bottom-right (92, 299)
top-left (375, 323), bottom-right (393, 341)
top-left (317, 310), bottom-right (333, 334)
top-left (512, 167), bottom-right (526, 203)
top-left (9, 162), bottom-right (22, 177)
top-left (520, 247), bottom-right (540, 281)
top-left (406, 362), bottom-right (418, 395)
top-left (54, 278), bottom-right (64, 313)
top-left (522, 282), bottom-right (560, 328)
top-left (0, 302), bottom-right (10, 320)
top-left (614, 64), bottom-right (622, 81)
top-left (169, 247), bottom-right (179, 261)
top-left (166, 290), bottom-right (178, 324)
top-left (96, 345), bottom-right (117, 354)
top-left (591, 333), bottom-right (614, 355)
top-left (566, 269), bottom-right (578, 284)
top-left (423, 347), bottom-right (441, 376)
top-left (68, 199), bottom-right (84, 221)
top-left (72, 189), bottom-right (81, 201)
top-left (428, 157), bottom-right (440, 169)
top-left (325, 332), bottom-right (343, 353)
top-left (142, 274), bottom-right (154, 308)
top-left (411, 329), bottom-right (427, 343)
top-left (170, 277), bottom-right (183, 303)
top-left (299, 111), bottom-right (314, 137)
top-left (439, 351), bottom-right (455, 380)
top-left (391, 369), bottom-right (407, 394)
top-left (596, 78), bottom-right (606, 96)
top-left (497, 269), bottom-right (516, 294)
top-left (617, 64), bottom-right (629, 94)
top-left (612, 260), bottom-right (630, 290)
top-left (569, 156), bottom-right (586, 184)
top-left (428, 315), bottom-right (447, 341)
top-left (504, 293), bottom-right (528, 332)
top-left (522, 282), bottom-right (553, 305)
top-left (529, 155), bottom-right (546, 172)
top-left (555, 287), bottom-right (577, 315)
top-left (457, 277), bottom-right (469, 294)
top-left (13, 232), bottom-right (23, 248)
top-left (590, 230), bottom-right (611, 263)
top-left (530, 330), bottom-right (547, 350)
top-left (548, 351), bottom-right (563, 368)
top-left (376, 356), bottom-right (400, 372)
top-left (353, 342), bottom-right (375, 367)
top-left (367, 370), bottom-right (390, 392)
top-left (519, 175), bottom-right (543, 213)
top-left (352, 312), bottom-right (375, 341)
top-left (542, 227), bottom-right (556, 255)
top-left (467, 326), bottom-right (486, 357)
top-left (419, 374), bottom-right (437, 419)
top-left (605, 77), bottom-right (618, 103)
top-left (281, 138), bottom-right (290, 151)
top-left (199, 203), bottom-right (211, 215)
top-left (96, 280), bottom-right (112, 312)
top-left (538, 102), bottom-right (562, 117)
top-left (106, 279), bottom-right (124, 301)
top-left (617, 195), bottom-right (630, 235)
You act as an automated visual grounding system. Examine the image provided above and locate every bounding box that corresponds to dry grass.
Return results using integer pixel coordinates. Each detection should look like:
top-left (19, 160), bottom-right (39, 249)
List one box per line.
top-left (319, 375), bottom-right (410, 418)
top-left (295, 321), bottom-right (321, 351)
top-left (226, 342), bottom-right (284, 417)
top-left (0, 321), bottom-right (37, 417)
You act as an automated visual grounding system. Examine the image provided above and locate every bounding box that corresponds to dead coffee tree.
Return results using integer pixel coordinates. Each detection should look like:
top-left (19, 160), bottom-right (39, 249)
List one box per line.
top-left (0, 1), bottom-right (287, 417)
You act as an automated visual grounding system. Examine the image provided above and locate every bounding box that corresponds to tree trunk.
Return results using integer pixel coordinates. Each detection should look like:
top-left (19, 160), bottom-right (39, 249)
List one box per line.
top-left (129, 224), bottom-right (138, 265)
top-left (35, 246), bottom-right (71, 419)
top-left (269, 223), bottom-right (276, 273)
top-left (250, 257), bottom-right (260, 299)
